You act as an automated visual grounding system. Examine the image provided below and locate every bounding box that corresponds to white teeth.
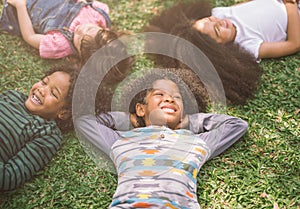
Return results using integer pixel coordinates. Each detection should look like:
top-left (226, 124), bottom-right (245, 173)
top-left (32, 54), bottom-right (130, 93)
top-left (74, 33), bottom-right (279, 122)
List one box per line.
top-left (162, 107), bottom-right (175, 113)
top-left (32, 94), bottom-right (42, 105)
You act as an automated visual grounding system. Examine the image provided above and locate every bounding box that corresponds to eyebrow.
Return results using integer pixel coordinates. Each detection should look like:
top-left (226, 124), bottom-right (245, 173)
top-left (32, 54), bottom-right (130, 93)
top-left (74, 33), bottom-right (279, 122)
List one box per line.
top-left (43, 76), bottom-right (49, 82)
top-left (152, 88), bottom-right (181, 96)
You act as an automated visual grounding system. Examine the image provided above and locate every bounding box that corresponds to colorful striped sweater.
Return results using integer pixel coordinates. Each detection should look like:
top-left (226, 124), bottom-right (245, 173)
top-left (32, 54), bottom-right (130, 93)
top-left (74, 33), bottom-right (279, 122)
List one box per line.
top-left (110, 126), bottom-right (210, 208)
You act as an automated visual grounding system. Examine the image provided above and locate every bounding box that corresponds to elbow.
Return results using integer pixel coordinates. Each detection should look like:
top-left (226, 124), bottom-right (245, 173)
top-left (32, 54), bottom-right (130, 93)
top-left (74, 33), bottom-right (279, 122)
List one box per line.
top-left (292, 39), bottom-right (300, 53)
top-left (296, 43), bottom-right (300, 53)
top-left (291, 41), bottom-right (300, 54)
top-left (236, 118), bottom-right (248, 136)
top-left (238, 119), bottom-right (248, 135)
top-left (0, 169), bottom-right (24, 191)
top-left (242, 120), bottom-right (249, 132)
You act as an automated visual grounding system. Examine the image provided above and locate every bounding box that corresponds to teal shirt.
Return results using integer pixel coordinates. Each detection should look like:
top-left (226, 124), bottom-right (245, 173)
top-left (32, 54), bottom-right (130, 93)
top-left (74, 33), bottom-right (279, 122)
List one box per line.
top-left (0, 90), bottom-right (62, 191)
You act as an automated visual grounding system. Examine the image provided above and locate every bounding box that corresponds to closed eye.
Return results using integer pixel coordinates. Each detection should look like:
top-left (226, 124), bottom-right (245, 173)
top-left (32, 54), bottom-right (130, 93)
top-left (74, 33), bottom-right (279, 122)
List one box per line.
top-left (173, 95), bottom-right (182, 100)
top-left (154, 92), bottom-right (164, 96)
top-left (41, 77), bottom-right (49, 85)
top-left (214, 25), bottom-right (220, 37)
top-left (51, 90), bottom-right (58, 99)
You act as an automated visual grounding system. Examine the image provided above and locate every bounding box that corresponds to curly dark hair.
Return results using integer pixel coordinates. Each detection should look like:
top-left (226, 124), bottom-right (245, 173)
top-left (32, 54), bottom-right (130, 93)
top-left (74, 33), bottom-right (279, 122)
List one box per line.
top-left (129, 88), bottom-right (149, 127)
top-left (80, 29), bottom-right (118, 65)
top-left (93, 39), bottom-right (134, 115)
top-left (43, 64), bottom-right (80, 133)
top-left (113, 68), bottom-right (208, 127)
top-left (143, 0), bottom-right (262, 105)
top-left (67, 29), bottom-right (134, 83)
top-left (115, 68), bottom-right (210, 127)
top-left (70, 38), bottom-right (134, 118)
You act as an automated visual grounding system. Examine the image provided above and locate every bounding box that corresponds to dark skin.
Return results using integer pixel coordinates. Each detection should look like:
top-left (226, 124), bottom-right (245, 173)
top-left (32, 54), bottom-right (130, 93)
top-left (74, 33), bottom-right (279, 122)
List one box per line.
top-left (130, 79), bottom-right (190, 130)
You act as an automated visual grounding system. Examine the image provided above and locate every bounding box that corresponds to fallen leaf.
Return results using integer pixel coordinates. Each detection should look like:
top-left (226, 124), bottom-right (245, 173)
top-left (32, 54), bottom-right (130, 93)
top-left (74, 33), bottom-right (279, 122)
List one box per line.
top-left (260, 191), bottom-right (267, 198)
top-left (274, 202), bottom-right (280, 209)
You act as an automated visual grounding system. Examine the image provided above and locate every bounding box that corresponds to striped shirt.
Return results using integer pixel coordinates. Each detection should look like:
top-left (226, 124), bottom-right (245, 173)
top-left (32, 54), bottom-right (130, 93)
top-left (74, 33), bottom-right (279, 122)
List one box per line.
top-left (0, 90), bottom-right (62, 191)
top-left (75, 112), bottom-right (248, 208)
top-left (110, 127), bottom-right (210, 208)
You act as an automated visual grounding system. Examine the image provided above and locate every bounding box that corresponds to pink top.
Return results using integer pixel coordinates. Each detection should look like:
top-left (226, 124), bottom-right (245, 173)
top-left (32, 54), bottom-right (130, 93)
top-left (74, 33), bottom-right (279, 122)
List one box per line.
top-left (39, 1), bottom-right (109, 59)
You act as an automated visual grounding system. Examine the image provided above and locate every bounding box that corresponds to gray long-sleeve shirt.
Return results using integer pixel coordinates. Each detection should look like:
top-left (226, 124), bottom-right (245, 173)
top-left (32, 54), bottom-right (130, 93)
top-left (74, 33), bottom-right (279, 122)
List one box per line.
top-left (75, 112), bottom-right (248, 208)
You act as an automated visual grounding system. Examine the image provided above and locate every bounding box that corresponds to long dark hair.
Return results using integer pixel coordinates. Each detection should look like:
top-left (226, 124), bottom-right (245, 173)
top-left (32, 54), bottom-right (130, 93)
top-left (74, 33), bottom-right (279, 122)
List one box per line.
top-left (144, 0), bottom-right (262, 105)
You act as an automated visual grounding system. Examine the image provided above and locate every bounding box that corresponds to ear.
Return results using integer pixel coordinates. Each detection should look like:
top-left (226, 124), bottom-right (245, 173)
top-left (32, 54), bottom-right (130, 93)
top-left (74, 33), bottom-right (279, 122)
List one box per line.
top-left (135, 103), bottom-right (145, 117)
top-left (57, 109), bottom-right (71, 120)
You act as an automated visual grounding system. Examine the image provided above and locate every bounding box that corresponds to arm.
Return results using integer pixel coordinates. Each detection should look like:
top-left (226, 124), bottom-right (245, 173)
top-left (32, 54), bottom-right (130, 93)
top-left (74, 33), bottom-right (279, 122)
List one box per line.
top-left (7, 0), bottom-right (44, 49)
top-left (74, 112), bottom-right (131, 156)
top-left (259, 1), bottom-right (300, 58)
top-left (188, 113), bottom-right (248, 160)
top-left (0, 124), bottom-right (61, 191)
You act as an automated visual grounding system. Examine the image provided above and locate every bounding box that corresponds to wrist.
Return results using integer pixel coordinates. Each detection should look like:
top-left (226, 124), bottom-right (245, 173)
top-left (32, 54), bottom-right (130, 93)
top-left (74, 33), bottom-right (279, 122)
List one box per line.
top-left (15, 3), bottom-right (26, 10)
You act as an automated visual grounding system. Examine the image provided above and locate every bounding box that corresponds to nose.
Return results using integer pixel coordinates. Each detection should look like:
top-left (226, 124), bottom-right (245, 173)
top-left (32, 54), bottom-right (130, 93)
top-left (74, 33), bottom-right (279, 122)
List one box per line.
top-left (38, 86), bottom-right (47, 97)
top-left (163, 94), bottom-right (174, 103)
top-left (216, 19), bottom-right (227, 28)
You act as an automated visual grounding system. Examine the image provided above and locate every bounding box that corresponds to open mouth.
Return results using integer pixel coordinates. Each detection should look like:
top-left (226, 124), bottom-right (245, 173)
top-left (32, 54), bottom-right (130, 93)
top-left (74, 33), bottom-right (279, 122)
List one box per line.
top-left (31, 93), bottom-right (42, 105)
top-left (161, 106), bottom-right (176, 113)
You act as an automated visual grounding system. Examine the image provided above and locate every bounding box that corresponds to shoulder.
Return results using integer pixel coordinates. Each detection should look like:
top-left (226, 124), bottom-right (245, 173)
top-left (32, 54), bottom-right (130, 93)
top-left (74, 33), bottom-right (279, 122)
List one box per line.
top-left (40, 32), bottom-right (73, 59)
top-left (1, 90), bottom-right (27, 104)
top-left (34, 117), bottom-right (62, 135)
top-left (1, 90), bottom-right (23, 97)
top-left (92, 1), bottom-right (109, 13)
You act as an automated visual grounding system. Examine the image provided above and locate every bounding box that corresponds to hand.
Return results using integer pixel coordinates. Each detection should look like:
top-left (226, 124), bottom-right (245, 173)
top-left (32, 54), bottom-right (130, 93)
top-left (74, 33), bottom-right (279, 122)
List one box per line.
top-left (174, 115), bottom-right (189, 129)
top-left (7, 0), bottom-right (26, 8)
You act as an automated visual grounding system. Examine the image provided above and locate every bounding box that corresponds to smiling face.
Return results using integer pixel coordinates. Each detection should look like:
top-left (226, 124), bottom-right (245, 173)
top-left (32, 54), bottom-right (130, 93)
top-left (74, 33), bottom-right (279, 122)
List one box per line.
top-left (73, 24), bottom-right (102, 54)
top-left (25, 71), bottom-right (71, 120)
top-left (136, 79), bottom-right (184, 129)
top-left (193, 16), bottom-right (236, 44)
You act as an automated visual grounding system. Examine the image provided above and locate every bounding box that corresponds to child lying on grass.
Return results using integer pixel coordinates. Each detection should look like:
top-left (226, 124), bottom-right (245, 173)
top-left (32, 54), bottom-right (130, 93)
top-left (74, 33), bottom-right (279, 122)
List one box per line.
top-left (75, 69), bottom-right (248, 208)
top-left (0, 0), bottom-right (126, 66)
top-left (0, 64), bottom-right (79, 191)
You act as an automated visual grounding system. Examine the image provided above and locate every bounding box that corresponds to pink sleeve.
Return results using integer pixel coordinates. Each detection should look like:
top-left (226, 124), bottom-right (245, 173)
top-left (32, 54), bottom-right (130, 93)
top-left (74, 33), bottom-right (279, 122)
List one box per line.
top-left (92, 1), bottom-right (109, 14)
top-left (75, 0), bottom-right (109, 14)
top-left (39, 32), bottom-right (74, 59)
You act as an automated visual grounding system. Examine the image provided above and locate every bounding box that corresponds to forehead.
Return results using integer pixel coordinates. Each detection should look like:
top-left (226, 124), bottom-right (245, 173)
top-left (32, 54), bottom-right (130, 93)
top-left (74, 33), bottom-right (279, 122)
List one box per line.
top-left (152, 79), bottom-right (180, 93)
top-left (82, 24), bottom-right (100, 35)
top-left (47, 71), bottom-right (71, 91)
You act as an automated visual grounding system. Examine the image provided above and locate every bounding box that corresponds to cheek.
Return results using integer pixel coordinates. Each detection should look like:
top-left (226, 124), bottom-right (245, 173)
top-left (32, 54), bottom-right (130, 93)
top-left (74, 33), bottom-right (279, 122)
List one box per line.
top-left (31, 82), bottom-right (40, 90)
top-left (178, 104), bottom-right (184, 114)
top-left (223, 28), bottom-right (233, 40)
top-left (44, 96), bottom-right (62, 107)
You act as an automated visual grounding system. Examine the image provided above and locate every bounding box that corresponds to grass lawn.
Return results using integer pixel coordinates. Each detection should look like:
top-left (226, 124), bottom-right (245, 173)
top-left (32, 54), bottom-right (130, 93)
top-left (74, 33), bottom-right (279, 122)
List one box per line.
top-left (0, 0), bottom-right (299, 208)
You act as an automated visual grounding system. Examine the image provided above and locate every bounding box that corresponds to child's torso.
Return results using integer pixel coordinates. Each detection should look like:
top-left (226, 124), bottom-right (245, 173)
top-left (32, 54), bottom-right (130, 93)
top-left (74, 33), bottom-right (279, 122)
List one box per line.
top-left (109, 126), bottom-right (210, 208)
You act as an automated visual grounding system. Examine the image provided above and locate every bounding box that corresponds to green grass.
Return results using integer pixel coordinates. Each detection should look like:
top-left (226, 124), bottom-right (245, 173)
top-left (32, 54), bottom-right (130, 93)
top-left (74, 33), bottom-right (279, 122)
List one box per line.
top-left (1, 0), bottom-right (299, 208)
